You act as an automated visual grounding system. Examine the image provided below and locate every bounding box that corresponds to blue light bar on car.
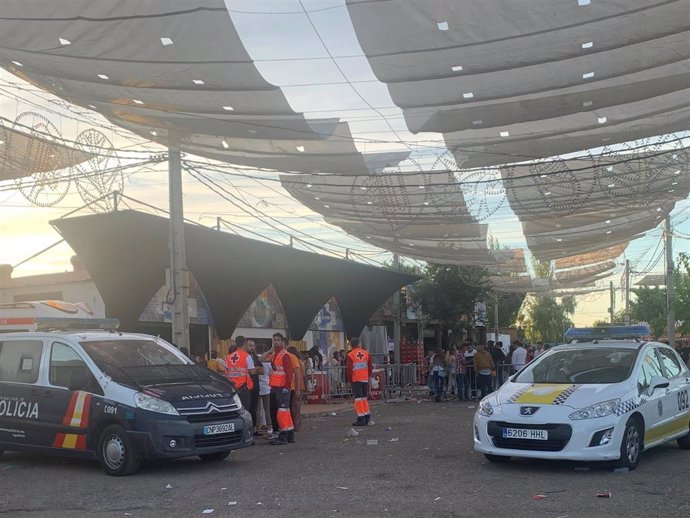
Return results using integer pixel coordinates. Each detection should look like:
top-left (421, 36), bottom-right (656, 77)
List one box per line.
top-left (565, 325), bottom-right (650, 340)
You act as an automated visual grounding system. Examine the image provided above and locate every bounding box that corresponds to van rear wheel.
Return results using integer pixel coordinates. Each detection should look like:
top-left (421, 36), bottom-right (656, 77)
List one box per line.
top-left (98, 424), bottom-right (140, 476)
top-left (199, 451), bottom-right (231, 462)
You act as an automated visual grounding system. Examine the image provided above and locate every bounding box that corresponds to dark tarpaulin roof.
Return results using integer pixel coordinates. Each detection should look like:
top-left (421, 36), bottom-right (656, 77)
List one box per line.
top-left (50, 210), bottom-right (418, 339)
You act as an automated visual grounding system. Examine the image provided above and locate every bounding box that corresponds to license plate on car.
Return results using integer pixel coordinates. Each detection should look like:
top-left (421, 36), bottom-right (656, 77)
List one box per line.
top-left (203, 423), bottom-right (235, 435)
top-left (502, 427), bottom-right (548, 440)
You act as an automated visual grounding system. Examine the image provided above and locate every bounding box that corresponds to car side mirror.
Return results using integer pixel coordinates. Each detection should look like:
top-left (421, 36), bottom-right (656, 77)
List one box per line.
top-left (648, 375), bottom-right (670, 395)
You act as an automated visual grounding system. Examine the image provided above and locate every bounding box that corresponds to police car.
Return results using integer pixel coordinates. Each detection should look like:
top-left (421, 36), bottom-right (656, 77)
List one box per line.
top-left (473, 326), bottom-right (690, 469)
top-left (0, 302), bottom-right (252, 475)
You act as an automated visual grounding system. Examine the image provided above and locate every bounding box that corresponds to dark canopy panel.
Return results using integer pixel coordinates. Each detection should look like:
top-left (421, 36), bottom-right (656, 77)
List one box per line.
top-left (50, 210), bottom-right (418, 339)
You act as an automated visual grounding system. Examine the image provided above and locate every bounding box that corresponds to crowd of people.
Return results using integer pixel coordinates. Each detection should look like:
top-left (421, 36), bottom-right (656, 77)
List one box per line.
top-left (424, 340), bottom-right (549, 402)
top-left (204, 333), bottom-right (375, 445)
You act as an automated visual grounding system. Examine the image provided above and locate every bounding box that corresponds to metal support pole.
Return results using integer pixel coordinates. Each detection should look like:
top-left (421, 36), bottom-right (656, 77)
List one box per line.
top-left (624, 259), bottom-right (631, 325)
top-left (392, 253), bottom-right (402, 363)
top-left (345, 248), bottom-right (350, 260)
top-left (665, 215), bottom-right (675, 347)
top-left (289, 235), bottom-right (294, 247)
top-left (168, 143), bottom-right (190, 351)
top-left (112, 190), bottom-right (119, 211)
top-left (609, 281), bottom-right (615, 324)
top-left (494, 296), bottom-right (500, 343)
top-left (216, 217), bottom-right (221, 231)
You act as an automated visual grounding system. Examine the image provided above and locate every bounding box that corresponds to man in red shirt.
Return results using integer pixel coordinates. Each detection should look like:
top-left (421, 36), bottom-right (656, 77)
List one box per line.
top-left (263, 332), bottom-right (294, 445)
top-left (346, 337), bottom-right (373, 426)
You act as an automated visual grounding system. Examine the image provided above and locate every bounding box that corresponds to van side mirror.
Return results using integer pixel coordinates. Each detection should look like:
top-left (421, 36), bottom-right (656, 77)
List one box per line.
top-left (648, 375), bottom-right (670, 395)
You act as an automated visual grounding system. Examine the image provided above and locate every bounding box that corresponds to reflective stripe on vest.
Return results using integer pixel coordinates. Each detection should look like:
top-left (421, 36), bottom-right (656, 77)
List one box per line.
top-left (348, 348), bottom-right (370, 383)
top-left (225, 349), bottom-right (253, 390)
top-left (269, 349), bottom-right (288, 388)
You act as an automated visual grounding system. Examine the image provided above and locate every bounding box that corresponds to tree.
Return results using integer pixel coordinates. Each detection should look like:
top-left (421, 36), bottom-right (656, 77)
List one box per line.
top-left (415, 264), bottom-right (489, 346)
top-left (591, 319), bottom-right (610, 327)
top-left (523, 295), bottom-right (576, 343)
top-left (487, 292), bottom-right (526, 328)
top-left (630, 286), bottom-right (666, 337)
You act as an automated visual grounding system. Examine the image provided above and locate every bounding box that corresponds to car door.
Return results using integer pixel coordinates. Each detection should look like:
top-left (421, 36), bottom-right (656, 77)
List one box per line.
top-left (0, 337), bottom-right (47, 448)
top-left (635, 347), bottom-right (668, 446)
top-left (44, 341), bottom-right (103, 454)
top-left (656, 346), bottom-right (690, 435)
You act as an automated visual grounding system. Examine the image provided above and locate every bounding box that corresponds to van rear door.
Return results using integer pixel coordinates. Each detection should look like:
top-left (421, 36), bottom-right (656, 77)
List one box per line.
top-left (0, 338), bottom-right (46, 448)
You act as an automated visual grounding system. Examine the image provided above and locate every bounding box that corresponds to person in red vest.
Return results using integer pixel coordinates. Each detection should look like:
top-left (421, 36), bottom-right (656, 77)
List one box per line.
top-left (225, 336), bottom-right (255, 410)
top-left (263, 332), bottom-right (295, 445)
top-left (346, 337), bottom-right (373, 426)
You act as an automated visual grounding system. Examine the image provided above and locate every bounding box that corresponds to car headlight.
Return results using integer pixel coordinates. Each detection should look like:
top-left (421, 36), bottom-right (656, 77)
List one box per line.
top-left (133, 393), bottom-right (180, 416)
top-left (233, 393), bottom-right (246, 414)
top-left (477, 399), bottom-right (494, 417)
top-left (569, 399), bottom-right (620, 420)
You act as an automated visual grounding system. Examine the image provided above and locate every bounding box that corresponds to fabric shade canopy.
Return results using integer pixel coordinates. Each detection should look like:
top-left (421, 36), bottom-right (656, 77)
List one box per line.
top-left (554, 243), bottom-right (629, 269)
top-left (0, 0), bottom-right (376, 174)
top-left (50, 210), bottom-right (418, 339)
top-left (346, 0), bottom-right (690, 166)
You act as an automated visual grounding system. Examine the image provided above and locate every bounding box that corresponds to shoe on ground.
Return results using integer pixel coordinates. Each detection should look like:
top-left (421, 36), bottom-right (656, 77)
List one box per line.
top-left (352, 420), bottom-right (367, 427)
top-left (269, 438), bottom-right (288, 445)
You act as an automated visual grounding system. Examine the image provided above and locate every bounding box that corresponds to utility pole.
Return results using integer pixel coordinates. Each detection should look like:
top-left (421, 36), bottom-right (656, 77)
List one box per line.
top-left (665, 215), bottom-right (675, 347)
top-left (216, 216), bottom-right (221, 231)
top-left (624, 259), bottom-right (631, 325)
top-left (609, 281), bottom-right (615, 324)
top-left (494, 296), bottom-right (500, 344)
top-left (168, 140), bottom-right (190, 351)
top-left (392, 253), bottom-right (402, 364)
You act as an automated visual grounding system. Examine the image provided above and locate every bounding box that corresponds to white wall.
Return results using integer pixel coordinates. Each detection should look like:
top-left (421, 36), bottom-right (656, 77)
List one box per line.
top-left (0, 279), bottom-right (106, 317)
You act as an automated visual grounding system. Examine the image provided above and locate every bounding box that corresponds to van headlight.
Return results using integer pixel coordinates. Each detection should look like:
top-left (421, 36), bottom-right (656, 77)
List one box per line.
top-left (134, 393), bottom-right (180, 416)
top-left (233, 393), bottom-right (246, 414)
top-left (569, 399), bottom-right (620, 420)
top-left (477, 399), bottom-right (494, 417)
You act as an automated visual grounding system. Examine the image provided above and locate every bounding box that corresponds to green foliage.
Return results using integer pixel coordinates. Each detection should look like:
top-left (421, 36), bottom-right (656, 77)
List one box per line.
top-left (415, 264), bottom-right (489, 334)
top-left (487, 292), bottom-right (526, 328)
top-left (591, 319), bottom-right (610, 327)
top-left (524, 295), bottom-right (576, 343)
top-left (630, 286), bottom-right (667, 337)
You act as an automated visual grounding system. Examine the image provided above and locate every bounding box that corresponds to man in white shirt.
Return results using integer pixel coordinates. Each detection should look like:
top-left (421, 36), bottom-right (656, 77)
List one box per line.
top-left (511, 341), bottom-right (527, 373)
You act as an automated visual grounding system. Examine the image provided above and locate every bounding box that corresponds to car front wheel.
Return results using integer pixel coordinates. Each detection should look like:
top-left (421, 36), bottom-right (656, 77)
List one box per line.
top-left (97, 424), bottom-right (141, 476)
top-left (615, 418), bottom-right (643, 470)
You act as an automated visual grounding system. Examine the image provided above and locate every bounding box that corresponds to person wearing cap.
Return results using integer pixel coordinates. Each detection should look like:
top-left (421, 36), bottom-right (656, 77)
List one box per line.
top-left (346, 337), bottom-right (373, 426)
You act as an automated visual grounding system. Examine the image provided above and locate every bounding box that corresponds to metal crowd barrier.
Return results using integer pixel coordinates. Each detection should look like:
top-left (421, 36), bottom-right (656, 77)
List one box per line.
top-left (304, 362), bottom-right (521, 403)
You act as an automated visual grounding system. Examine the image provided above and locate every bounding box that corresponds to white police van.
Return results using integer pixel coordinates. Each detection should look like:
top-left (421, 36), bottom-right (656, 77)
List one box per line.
top-left (0, 301), bottom-right (252, 475)
top-left (473, 326), bottom-right (690, 469)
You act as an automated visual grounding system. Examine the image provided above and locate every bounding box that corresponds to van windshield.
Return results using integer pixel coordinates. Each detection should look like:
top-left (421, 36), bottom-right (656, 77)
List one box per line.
top-left (79, 339), bottom-right (217, 387)
top-left (80, 339), bottom-right (187, 368)
top-left (514, 347), bottom-right (638, 384)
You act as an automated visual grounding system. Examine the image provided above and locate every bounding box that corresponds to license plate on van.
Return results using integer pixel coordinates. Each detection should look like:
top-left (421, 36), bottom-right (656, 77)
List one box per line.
top-left (203, 423), bottom-right (235, 435)
top-left (502, 427), bottom-right (548, 440)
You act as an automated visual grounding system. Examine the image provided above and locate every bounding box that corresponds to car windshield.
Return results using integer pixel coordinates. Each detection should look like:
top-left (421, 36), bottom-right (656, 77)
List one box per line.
top-left (514, 347), bottom-right (638, 384)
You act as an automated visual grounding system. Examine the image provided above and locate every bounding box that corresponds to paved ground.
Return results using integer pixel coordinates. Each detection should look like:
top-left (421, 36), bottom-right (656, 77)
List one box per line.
top-left (1, 399), bottom-right (689, 518)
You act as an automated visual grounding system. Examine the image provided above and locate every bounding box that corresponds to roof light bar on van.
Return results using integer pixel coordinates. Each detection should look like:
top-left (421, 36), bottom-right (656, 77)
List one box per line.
top-left (565, 325), bottom-right (650, 341)
top-left (34, 317), bottom-right (120, 332)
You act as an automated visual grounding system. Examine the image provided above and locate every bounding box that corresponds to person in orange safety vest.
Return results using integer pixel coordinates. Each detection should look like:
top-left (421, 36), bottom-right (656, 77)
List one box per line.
top-left (225, 335), bottom-right (255, 410)
top-left (346, 337), bottom-right (373, 426)
top-left (262, 332), bottom-right (295, 445)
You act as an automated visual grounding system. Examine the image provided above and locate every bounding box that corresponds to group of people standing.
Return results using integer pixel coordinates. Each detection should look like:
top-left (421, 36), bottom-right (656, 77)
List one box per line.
top-left (426, 339), bottom-right (547, 402)
top-left (207, 332), bottom-right (306, 446)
